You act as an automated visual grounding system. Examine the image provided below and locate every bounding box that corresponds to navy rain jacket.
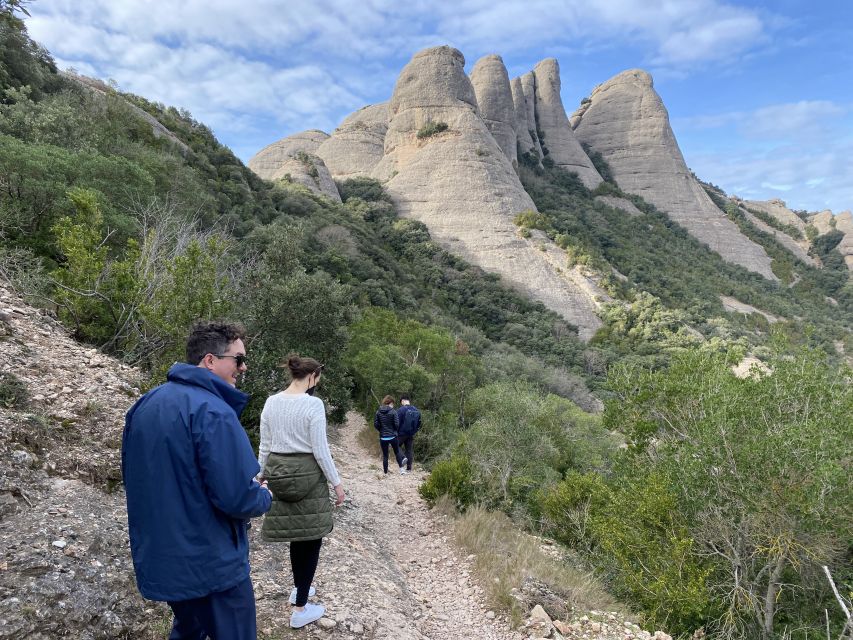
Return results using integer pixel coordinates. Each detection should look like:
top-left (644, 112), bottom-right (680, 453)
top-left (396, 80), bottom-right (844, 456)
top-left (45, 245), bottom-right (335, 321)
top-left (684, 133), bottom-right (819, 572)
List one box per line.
top-left (396, 404), bottom-right (421, 437)
top-left (122, 363), bottom-right (271, 601)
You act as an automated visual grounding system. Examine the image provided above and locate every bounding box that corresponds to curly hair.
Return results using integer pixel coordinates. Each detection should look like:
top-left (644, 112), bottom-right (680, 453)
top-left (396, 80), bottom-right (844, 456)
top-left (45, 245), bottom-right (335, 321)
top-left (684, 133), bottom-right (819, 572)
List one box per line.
top-left (185, 321), bottom-right (246, 365)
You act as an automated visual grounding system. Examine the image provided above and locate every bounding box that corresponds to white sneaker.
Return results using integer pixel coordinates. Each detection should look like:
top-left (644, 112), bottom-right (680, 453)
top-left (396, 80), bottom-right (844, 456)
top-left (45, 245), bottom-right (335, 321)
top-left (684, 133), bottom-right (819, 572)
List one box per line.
top-left (289, 585), bottom-right (316, 604)
top-left (401, 468), bottom-right (410, 475)
top-left (290, 602), bottom-right (325, 629)
top-left (401, 457), bottom-right (408, 467)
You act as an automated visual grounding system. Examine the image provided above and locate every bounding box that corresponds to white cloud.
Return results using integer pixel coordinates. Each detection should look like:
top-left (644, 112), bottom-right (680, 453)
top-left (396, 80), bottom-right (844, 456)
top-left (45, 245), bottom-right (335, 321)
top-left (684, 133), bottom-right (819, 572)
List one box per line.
top-left (689, 138), bottom-right (853, 213)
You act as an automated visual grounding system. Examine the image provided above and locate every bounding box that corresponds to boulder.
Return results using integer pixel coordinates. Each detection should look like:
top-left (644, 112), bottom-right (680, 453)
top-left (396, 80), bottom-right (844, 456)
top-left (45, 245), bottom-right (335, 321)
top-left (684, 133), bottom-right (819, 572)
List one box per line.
top-left (470, 55), bottom-right (518, 169)
top-left (371, 46), bottom-right (605, 340)
top-left (573, 69), bottom-right (776, 280)
top-left (248, 130), bottom-right (341, 201)
top-left (316, 103), bottom-right (389, 180)
top-left (531, 58), bottom-right (602, 188)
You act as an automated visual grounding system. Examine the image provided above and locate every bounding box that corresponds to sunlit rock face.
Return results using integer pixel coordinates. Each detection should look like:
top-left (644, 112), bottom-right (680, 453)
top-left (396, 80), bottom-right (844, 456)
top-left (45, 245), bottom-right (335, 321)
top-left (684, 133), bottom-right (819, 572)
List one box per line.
top-left (470, 54), bottom-right (518, 169)
top-left (573, 69), bottom-right (776, 280)
top-left (531, 58), bottom-right (602, 189)
top-left (371, 46), bottom-right (605, 340)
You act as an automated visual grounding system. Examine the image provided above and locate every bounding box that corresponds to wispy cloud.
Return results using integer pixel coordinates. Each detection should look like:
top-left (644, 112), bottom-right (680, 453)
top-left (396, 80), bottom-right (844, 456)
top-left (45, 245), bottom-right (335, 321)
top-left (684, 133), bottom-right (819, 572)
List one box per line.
top-left (687, 135), bottom-right (853, 213)
top-left (27, 0), bottom-right (775, 141)
top-left (28, 0), bottom-right (849, 213)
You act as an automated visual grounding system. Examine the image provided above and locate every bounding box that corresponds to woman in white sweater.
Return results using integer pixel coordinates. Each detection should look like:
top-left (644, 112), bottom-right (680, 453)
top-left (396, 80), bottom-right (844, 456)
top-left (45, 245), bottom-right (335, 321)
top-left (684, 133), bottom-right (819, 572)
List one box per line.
top-left (258, 354), bottom-right (345, 630)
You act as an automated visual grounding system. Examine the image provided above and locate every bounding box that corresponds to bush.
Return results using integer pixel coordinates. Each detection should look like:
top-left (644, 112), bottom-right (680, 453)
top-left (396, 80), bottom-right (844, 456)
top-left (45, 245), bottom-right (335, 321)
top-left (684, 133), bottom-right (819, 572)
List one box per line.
top-left (419, 455), bottom-right (476, 508)
top-left (0, 371), bottom-right (28, 408)
top-left (416, 121), bottom-right (448, 139)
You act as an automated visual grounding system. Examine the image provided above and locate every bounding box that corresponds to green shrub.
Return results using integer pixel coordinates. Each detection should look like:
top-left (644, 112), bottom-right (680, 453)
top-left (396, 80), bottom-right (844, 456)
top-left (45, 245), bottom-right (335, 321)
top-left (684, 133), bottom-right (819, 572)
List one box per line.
top-left (0, 371), bottom-right (28, 408)
top-left (513, 209), bottom-right (550, 231)
top-left (542, 469), bottom-right (716, 633)
top-left (419, 455), bottom-right (476, 508)
top-left (416, 121), bottom-right (448, 139)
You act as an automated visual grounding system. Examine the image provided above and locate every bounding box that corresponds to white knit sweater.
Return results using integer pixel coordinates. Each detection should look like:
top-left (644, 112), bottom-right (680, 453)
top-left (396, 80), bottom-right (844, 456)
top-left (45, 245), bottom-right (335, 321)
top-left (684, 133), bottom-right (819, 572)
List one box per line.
top-left (258, 392), bottom-right (341, 487)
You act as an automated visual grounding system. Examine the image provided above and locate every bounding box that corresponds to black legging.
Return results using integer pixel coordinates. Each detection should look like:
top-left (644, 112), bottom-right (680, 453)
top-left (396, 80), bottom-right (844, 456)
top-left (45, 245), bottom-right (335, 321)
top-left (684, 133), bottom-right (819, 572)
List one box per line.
top-left (290, 538), bottom-right (322, 607)
top-left (379, 438), bottom-right (404, 473)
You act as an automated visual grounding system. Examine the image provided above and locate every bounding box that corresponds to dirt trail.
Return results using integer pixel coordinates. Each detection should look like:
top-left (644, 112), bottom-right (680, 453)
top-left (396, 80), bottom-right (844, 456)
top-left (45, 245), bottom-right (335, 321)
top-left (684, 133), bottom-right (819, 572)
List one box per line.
top-left (251, 411), bottom-right (522, 639)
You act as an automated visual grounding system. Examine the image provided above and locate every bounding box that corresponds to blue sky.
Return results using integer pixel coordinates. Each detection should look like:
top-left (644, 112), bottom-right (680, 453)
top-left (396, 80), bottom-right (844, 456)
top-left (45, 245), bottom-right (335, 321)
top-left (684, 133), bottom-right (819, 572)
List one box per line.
top-left (24, 0), bottom-right (853, 214)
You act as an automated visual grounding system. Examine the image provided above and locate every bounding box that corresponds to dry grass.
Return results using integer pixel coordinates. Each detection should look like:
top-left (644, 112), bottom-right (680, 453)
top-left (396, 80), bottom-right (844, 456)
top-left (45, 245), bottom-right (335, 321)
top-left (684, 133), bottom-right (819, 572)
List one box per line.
top-left (447, 502), bottom-right (622, 625)
top-left (356, 424), bottom-right (378, 455)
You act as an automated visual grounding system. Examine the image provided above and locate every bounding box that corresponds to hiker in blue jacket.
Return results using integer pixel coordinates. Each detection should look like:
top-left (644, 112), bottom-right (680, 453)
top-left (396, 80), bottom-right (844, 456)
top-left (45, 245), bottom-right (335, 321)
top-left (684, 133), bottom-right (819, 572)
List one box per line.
top-left (122, 321), bottom-right (272, 640)
top-left (396, 394), bottom-right (421, 475)
top-left (374, 395), bottom-right (407, 474)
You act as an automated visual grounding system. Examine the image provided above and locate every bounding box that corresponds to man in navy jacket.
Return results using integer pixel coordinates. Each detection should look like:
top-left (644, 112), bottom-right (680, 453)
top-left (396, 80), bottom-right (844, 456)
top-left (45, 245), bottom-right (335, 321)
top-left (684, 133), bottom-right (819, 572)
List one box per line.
top-left (396, 394), bottom-right (421, 474)
top-left (122, 321), bottom-right (271, 639)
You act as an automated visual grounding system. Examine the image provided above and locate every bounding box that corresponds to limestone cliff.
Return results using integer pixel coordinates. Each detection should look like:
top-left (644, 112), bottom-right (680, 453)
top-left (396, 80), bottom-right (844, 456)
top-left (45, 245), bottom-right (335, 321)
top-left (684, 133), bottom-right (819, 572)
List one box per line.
top-left (531, 59), bottom-right (602, 189)
top-left (316, 103), bottom-right (389, 180)
top-left (248, 130), bottom-right (341, 201)
top-left (572, 69), bottom-right (777, 280)
top-left (370, 46), bottom-right (605, 340)
top-left (808, 210), bottom-right (853, 270)
top-left (734, 198), bottom-right (815, 266)
top-left (470, 55), bottom-right (518, 169)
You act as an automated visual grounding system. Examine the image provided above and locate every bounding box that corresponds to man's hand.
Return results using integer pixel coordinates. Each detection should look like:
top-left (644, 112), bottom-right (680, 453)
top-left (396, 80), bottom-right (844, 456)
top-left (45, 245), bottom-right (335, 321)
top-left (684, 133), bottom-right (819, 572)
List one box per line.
top-left (333, 483), bottom-right (345, 507)
top-left (260, 480), bottom-right (271, 496)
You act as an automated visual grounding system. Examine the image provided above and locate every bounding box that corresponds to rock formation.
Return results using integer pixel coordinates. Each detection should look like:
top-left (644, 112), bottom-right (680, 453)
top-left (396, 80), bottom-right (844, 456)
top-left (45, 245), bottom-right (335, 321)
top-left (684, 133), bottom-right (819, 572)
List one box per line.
top-left (811, 210), bottom-right (835, 235)
top-left (809, 210), bottom-right (853, 270)
top-left (531, 59), bottom-right (602, 189)
top-left (743, 199), bottom-right (807, 234)
top-left (316, 103), bottom-right (389, 180)
top-left (572, 69), bottom-right (777, 280)
top-left (735, 199), bottom-right (814, 266)
top-left (248, 130), bottom-right (341, 201)
top-left (517, 72), bottom-right (545, 159)
top-left (370, 46), bottom-right (605, 340)
top-left (511, 77), bottom-right (540, 162)
top-left (469, 55), bottom-right (517, 169)
top-left (835, 211), bottom-right (853, 269)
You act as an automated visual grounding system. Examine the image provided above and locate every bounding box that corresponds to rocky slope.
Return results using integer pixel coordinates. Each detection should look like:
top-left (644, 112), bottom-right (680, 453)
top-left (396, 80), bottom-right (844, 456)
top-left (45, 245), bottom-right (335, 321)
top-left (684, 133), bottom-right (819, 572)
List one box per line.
top-left (571, 69), bottom-right (776, 280)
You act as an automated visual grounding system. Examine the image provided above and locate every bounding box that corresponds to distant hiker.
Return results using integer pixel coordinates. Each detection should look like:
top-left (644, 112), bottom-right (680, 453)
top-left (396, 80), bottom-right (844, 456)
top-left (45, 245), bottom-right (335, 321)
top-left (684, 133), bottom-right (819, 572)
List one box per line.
top-left (396, 394), bottom-right (421, 474)
top-left (122, 321), bottom-right (271, 640)
top-left (374, 395), bottom-right (407, 474)
top-left (257, 354), bottom-right (345, 630)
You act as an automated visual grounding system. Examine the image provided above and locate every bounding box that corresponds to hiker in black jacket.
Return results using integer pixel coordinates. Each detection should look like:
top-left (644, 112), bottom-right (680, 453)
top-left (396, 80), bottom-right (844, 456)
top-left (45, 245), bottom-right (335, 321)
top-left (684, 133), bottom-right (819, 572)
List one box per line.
top-left (396, 394), bottom-right (421, 475)
top-left (373, 395), bottom-right (407, 475)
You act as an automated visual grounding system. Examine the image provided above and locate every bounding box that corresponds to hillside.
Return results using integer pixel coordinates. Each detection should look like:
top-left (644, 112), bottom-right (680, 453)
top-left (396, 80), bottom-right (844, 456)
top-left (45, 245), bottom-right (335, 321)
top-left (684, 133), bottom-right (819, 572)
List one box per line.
top-left (1, 283), bottom-right (676, 640)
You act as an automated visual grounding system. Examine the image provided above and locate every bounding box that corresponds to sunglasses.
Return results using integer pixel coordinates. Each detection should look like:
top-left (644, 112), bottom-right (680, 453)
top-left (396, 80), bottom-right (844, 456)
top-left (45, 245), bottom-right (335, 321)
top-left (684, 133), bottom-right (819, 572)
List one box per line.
top-left (213, 354), bottom-right (248, 367)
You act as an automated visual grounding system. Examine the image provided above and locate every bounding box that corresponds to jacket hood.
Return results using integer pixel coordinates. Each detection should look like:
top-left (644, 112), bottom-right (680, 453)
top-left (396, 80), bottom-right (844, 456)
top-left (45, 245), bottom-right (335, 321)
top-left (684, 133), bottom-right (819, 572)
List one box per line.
top-left (166, 363), bottom-right (250, 416)
top-left (378, 405), bottom-right (394, 414)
